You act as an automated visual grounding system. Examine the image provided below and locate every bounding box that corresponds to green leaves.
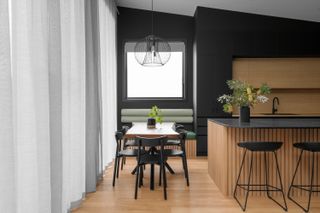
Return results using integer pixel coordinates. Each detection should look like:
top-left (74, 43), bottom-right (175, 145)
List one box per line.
top-left (217, 80), bottom-right (271, 113)
top-left (148, 105), bottom-right (163, 124)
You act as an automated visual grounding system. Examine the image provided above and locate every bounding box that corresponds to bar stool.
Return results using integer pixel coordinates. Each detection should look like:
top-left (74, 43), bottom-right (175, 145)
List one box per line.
top-left (288, 142), bottom-right (320, 212)
top-left (234, 142), bottom-right (288, 211)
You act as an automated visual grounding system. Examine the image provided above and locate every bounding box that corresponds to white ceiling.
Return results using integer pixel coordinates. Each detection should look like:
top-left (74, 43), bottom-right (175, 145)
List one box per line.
top-left (116, 0), bottom-right (320, 22)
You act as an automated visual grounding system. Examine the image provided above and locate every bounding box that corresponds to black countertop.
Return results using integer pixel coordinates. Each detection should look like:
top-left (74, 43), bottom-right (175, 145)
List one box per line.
top-left (209, 118), bottom-right (320, 128)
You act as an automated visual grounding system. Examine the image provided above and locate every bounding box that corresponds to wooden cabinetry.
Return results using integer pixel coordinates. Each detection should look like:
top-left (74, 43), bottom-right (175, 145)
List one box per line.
top-left (233, 58), bottom-right (320, 89)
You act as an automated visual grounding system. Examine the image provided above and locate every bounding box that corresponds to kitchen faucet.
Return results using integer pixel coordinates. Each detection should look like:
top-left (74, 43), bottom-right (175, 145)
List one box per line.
top-left (272, 97), bottom-right (280, 114)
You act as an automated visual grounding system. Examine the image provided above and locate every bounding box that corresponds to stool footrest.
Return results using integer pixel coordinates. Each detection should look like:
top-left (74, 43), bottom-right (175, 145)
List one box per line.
top-left (236, 184), bottom-right (282, 192)
top-left (291, 184), bottom-right (320, 192)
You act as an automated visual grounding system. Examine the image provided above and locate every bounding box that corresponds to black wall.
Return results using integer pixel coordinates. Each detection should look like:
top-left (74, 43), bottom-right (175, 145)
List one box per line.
top-left (194, 7), bottom-right (320, 155)
top-left (117, 7), bottom-right (194, 130)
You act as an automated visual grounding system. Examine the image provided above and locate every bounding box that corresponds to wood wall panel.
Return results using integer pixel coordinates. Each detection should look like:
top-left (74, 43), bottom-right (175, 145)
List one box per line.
top-left (208, 121), bottom-right (320, 197)
top-left (233, 58), bottom-right (320, 89)
top-left (233, 58), bottom-right (320, 115)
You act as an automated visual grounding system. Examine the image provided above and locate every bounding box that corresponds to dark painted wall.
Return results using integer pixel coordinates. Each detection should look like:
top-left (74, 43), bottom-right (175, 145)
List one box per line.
top-left (117, 7), bottom-right (194, 130)
top-left (194, 7), bottom-right (320, 155)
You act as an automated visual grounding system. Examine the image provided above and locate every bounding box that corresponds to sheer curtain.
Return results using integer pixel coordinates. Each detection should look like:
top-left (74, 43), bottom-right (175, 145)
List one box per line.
top-left (98, 0), bottom-right (118, 168)
top-left (0, 0), bottom-right (15, 212)
top-left (0, 0), bottom-right (117, 212)
top-left (0, 0), bottom-right (87, 212)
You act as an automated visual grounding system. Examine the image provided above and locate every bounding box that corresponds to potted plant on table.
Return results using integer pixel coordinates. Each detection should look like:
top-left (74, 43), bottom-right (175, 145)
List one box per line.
top-left (217, 80), bottom-right (270, 122)
top-left (147, 105), bottom-right (163, 129)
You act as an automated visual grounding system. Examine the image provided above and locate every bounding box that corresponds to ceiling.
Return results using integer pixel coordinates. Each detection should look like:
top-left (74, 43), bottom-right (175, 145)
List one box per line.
top-left (116, 0), bottom-right (320, 22)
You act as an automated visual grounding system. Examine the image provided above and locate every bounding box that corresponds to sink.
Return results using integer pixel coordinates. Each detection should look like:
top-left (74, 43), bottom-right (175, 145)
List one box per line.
top-left (261, 113), bottom-right (297, 115)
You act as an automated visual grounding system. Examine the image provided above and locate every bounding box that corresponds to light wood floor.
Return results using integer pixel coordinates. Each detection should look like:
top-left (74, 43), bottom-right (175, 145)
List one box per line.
top-left (73, 158), bottom-right (320, 213)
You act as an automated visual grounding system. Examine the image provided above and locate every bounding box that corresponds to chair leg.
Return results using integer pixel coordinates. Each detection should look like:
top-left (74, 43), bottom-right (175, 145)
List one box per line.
top-left (116, 156), bottom-right (121, 178)
top-left (135, 164), bottom-right (140, 199)
top-left (271, 151), bottom-right (288, 211)
top-left (139, 165), bottom-right (144, 187)
top-left (121, 157), bottom-right (125, 170)
top-left (159, 165), bottom-right (162, 186)
top-left (165, 162), bottom-right (175, 174)
top-left (112, 157), bottom-right (118, 187)
top-left (182, 155), bottom-right (190, 186)
top-left (162, 162), bottom-right (167, 200)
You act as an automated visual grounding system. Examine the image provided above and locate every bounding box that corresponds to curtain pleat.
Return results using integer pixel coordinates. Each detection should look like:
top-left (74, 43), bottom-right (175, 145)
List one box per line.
top-left (84, 0), bottom-right (102, 193)
top-left (0, 0), bottom-right (15, 212)
top-left (99, 0), bottom-right (118, 168)
top-left (11, 0), bottom-right (52, 212)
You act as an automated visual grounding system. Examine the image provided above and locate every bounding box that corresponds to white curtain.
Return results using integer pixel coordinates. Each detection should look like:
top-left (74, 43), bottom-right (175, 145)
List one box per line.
top-left (11, 0), bottom-right (52, 212)
top-left (0, 0), bottom-right (117, 211)
top-left (0, 0), bottom-right (15, 212)
top-left (60, 0), bottom-right (86, 211)
top-left (98, 0), bottom-right (118, 167)
top-left (0, 0), bottom-right (87, 212)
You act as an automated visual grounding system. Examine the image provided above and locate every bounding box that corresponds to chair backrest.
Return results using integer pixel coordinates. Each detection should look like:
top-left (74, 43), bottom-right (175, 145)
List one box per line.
top-left (115, 131), bottom-right (124, 152)
top-left (115, 131), bottom-right (124, 141)
top-left (121, 125), bottom-right (130, 134)
top-left (174, 123), bottom-right (185, 131)
top-left (135, 136), bottom-right (168, 148)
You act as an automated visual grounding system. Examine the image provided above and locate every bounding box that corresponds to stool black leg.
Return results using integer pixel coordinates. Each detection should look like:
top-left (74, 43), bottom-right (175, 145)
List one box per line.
top-left (271, 151), bottom-right (288, 211)
top-left (234, 150), bottom-right (247, 196)
top-left (264, 152), bottom-right (270, 198)
top-left (234, 149), bottom-right (252, 211)
top-left (288, 150), bottom-right (316, 212)
top-left (243, 151), bottom-right (254, 211)
top-left (233, 149), bottom-right (247, 206)
top-left (288, 150), bottom-right (306, 210)
top-left (305, 152), bottom-right (315, 212)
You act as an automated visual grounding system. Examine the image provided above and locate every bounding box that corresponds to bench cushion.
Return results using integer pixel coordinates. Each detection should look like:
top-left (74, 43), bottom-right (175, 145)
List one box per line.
top-left (121, 108), bottom-right (194, 123)
top-left (186, 131), bottom-right (196, 139)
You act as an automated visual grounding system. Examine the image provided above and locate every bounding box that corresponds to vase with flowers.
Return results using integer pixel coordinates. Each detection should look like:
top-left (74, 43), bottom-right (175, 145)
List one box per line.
top-left (217, 80), bottom-right (271, 122)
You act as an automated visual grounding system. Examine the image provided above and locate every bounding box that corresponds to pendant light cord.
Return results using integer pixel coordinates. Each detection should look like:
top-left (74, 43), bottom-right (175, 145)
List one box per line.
top-left (151, 0), bottom-right (154, 35)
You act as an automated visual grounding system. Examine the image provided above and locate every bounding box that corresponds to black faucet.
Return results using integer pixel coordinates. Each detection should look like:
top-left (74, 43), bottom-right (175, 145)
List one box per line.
top-left (272, 97), bottom-right (280, 114)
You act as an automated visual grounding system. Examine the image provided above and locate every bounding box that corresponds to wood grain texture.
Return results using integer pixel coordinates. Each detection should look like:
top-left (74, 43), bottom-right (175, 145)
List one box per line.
top-left (233, 58), bottom-right (320, 115)
top-left (208, 120), bottom-right (320, 197)
top-left (72, 158), bottom-right (320, 213)
top-left (233, 58), bottom-right (320, 89)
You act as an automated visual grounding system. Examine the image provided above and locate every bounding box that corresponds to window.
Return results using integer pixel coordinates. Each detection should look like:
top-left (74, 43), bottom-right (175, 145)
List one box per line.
top-left (125, 41), bottom-right (185, 99)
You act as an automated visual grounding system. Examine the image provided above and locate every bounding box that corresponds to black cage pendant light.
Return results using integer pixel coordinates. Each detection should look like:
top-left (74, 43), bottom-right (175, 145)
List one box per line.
top-left (134, 0), bottom-right (171, 66)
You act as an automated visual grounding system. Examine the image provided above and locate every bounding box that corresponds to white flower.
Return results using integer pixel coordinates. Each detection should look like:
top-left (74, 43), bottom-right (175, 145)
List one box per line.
top-left (257, 95), bottom-right (269, 103)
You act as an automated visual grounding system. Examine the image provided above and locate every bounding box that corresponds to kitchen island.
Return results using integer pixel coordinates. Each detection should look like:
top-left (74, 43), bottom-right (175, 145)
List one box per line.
top-left (208, 118), bottom-right (320, 197)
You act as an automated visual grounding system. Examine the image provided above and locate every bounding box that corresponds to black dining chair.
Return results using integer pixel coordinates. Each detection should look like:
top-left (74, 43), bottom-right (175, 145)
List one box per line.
top-left (134, 136), bottom-right (168, 200)
top-left (166, 123), bottom-right (185, 146)
top-left (120, 125), bottom-right (136, 170)
top-left (112, 131), bottom-right (146, 187)
top-left (163, 130), bottom-right (190, 186)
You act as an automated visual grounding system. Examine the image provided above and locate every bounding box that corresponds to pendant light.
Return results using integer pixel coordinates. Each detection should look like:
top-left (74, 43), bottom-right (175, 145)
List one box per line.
top-left (134, 0), bottom-right (171, 66)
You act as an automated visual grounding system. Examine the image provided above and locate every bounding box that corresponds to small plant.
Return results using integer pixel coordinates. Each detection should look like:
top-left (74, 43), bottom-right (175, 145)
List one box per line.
top-left (217, 80), bottom-right (271, 113)
top-left (148, 105), bottom-right (163, 124)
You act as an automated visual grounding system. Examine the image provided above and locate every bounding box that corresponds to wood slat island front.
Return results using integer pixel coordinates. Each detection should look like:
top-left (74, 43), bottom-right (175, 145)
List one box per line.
top-left (207, 118), bottom-right (320, 197)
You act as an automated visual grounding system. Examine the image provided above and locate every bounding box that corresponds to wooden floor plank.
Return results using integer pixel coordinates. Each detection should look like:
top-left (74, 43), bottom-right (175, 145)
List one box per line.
top-left (72, 158), bottom-right (320, 213)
